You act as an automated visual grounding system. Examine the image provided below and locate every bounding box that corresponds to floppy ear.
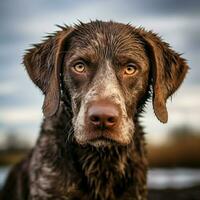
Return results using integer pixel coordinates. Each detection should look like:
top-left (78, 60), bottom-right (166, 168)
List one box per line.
top-left (139, 30), bottom-right (188, 123)
top-left (23, 26), bottom-right (73, 118)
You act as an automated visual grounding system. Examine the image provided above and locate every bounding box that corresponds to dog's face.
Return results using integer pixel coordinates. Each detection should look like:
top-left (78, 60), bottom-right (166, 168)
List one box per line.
top-left (63, 23), bottom-right (149, 146)
top-left (23, 21), bottom-right (188, 147)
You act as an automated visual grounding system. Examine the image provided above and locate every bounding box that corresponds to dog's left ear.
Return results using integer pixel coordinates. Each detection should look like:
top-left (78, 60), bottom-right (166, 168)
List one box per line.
top-left (23, 27), bottom-right (74, 118)
top-left (139, 29), bottom-right (188, 123)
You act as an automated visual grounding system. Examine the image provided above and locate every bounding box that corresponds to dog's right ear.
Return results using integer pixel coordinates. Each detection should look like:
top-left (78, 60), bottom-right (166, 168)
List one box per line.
top-left (23, 27), bottom-right (74, 118)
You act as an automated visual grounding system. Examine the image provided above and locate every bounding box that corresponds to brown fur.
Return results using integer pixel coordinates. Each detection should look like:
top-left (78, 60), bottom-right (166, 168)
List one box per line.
top-left (1, 20), bottom-right (188, 200)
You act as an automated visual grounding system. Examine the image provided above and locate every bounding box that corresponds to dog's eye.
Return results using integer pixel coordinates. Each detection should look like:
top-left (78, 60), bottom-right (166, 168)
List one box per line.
top-left (124, 63), bottom-right (137, 75)
top-left (73, 62), bottom-right (86, 73)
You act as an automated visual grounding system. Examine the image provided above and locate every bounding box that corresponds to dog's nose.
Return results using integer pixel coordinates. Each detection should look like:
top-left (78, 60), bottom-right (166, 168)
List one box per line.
top-left (88, 101), bottom-right (120, 129)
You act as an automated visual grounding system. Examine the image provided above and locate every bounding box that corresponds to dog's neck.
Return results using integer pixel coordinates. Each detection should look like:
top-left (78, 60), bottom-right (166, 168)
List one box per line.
top-left (40, 100), bottom-right (147, 199)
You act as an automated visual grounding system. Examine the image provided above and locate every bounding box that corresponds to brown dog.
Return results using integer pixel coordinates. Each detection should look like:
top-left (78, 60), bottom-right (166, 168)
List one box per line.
top-left (1, 20), bottom-right (188, 200)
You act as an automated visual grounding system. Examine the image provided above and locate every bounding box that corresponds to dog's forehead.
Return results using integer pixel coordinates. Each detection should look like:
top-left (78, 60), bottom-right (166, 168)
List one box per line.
top-left (70, 21), bottom-right (145, 57)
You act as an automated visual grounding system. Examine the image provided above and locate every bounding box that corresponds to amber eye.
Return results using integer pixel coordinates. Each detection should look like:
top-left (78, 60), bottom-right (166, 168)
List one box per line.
top-left (73, 62), bottom-right (86, 73)
top-left (124, 63), bottom-right (137, 75)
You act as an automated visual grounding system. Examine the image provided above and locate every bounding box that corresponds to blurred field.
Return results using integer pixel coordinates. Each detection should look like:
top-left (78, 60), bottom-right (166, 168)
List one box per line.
top-left (1, 127), bottom-right (200, 168)
top-left (0, 150), bottom-right (28, 166)
top-left (148, 132), bottom-right (200, 168)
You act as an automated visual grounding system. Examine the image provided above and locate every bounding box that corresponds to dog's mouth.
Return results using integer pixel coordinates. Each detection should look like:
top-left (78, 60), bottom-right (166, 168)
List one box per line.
top-left (88, 136), bottom-right (119, 148)
top-left (74, 127), bottom-right (133, 147)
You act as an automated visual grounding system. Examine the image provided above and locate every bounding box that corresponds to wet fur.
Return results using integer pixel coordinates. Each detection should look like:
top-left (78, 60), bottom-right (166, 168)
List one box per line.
top-left (1, 21), bottom-right (188, 200)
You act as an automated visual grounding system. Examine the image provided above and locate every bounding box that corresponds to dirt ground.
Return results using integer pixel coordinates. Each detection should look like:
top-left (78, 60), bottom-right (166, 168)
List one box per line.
top-left (149, 185), bottom-right (200, 200)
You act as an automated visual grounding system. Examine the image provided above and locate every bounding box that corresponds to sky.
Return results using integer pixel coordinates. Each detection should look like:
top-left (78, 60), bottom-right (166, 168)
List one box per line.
top-left (0, 0), bottom-right (200, 146)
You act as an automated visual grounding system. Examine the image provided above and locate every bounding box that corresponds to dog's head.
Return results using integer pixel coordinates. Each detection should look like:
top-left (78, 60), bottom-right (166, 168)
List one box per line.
top-left (24, 21), bottom-right (188, 147)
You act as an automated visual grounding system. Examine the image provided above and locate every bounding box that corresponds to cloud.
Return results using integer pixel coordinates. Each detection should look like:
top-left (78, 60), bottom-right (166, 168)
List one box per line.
top-left (141, 0), bottom-right (200, 15)
top-left (0, 82), bottom-right (19, 95)
top-left (0, 106), bottom-right (42, 124)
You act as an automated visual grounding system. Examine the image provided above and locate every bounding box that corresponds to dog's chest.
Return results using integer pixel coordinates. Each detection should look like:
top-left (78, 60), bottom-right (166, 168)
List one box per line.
top-left (63, 146), bottom-right (135, 200)
top-left (30, 134), bottom-right (146, 200)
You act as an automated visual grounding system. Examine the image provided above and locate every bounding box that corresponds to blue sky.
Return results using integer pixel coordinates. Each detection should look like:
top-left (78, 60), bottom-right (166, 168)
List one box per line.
top-left (0, 0), bottom-right (200, 146)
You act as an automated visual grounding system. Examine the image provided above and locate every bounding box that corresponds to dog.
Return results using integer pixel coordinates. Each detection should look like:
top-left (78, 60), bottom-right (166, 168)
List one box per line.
top-left (1, 20), bottom-right (188, 200)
